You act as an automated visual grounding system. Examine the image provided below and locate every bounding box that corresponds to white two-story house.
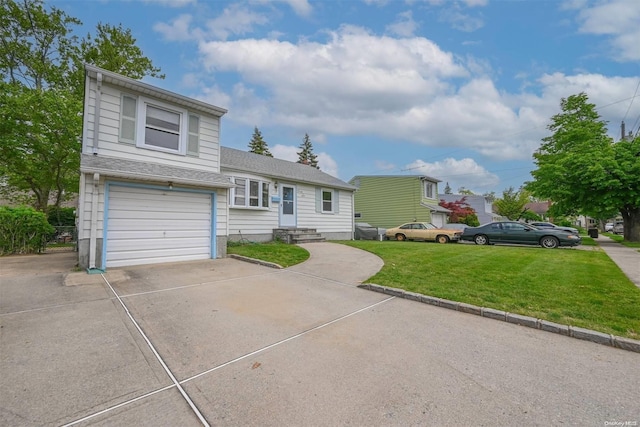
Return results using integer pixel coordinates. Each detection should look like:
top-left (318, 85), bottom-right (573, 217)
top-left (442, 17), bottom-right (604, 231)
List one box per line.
top-left (78, 65), bottom-right (233, 270)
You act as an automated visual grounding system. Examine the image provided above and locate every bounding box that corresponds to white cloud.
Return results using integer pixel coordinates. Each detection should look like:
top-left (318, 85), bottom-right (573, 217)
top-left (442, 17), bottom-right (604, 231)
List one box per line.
top-left (254, 0), bottom-right (313, 17)
top-left (386, 11), bottom-right (419, 37)
top-left (191, 22), bottom-right (638, 166)
top-left (270, 145), bottom-right (339, 177)
top-left (404, 158), bottom-right (499, 193)
top-left (438, 8), bottom-right (484, 32)
top-left (575, 0), bottom-right (640, 61)
top-left (153, 14), bottom-right (194, 41)
top-left (205, 4), bottom-right (269, 40)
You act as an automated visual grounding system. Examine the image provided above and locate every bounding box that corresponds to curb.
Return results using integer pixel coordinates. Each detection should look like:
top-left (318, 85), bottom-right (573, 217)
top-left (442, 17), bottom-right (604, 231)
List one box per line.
top-left (357, 283), bottom-right (640, 354)
top-left (227, 254), bottom-right (283, 269)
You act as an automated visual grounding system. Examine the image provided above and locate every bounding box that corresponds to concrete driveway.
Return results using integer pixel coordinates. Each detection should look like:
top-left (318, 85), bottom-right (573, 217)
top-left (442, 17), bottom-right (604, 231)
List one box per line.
top-left (1, 245), bottom-right (639, 426)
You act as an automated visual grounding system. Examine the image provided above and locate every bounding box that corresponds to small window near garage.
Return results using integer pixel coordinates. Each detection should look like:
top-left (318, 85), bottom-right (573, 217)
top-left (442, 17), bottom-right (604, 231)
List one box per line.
top-left (229, 177), bottom-right (270, 209)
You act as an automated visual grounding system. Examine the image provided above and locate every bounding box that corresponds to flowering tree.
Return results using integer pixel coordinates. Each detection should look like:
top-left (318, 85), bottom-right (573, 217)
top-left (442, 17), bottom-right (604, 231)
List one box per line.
top-left (439, 197), bottom-right (479, 226)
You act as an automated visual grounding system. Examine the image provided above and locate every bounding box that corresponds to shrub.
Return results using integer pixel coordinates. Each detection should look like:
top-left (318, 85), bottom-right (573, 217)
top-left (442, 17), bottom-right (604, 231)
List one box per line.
top-left (0, 206), bottom-right (55, 255)
top-left (47, 207), bottom-right (76, 226)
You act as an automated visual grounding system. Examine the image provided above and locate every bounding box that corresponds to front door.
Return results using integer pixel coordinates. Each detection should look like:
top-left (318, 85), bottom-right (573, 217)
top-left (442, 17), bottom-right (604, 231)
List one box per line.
top-left (279, 185), bottom-right (296, 227)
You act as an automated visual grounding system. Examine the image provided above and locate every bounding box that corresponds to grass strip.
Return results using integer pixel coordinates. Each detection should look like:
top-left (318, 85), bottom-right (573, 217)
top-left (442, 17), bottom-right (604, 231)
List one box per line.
top-left (341, 241), bottom-right (640, 339)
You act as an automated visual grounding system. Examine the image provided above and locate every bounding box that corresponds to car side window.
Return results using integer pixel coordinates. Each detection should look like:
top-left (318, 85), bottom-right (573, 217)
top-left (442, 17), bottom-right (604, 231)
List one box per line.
top-left (491, 223), bottom-right (501, 230)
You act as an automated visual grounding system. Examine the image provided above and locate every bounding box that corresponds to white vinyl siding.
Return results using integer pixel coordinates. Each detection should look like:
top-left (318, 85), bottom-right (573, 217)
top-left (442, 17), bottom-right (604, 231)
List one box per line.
top-left (83, 83), bottom-right (219, 172)
top-left (106, 186), bottom-right (212, 267)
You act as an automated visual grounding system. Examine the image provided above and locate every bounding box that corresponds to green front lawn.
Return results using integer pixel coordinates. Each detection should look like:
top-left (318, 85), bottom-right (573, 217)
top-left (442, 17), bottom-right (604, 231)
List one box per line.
top-left (342, 241), bottom-right (640, 339)
top-left (227, 241), bottom-right (309, 267)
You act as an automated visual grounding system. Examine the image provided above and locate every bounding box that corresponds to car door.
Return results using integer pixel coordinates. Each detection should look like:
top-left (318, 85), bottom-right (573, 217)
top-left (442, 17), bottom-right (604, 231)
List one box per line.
top-left (502, 222), bottom-right (537, 244)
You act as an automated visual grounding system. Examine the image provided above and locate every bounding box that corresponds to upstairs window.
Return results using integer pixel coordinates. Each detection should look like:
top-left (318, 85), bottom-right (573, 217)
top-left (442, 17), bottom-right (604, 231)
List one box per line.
top-left (119, 94), bottom-right (200, 156)
top-left (424, 181), bottom-right (434, 199)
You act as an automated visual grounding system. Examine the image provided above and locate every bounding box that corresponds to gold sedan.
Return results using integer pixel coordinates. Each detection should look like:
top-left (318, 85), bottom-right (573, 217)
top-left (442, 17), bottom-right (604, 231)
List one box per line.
top-left (385, 222), bottom-right (462, 244)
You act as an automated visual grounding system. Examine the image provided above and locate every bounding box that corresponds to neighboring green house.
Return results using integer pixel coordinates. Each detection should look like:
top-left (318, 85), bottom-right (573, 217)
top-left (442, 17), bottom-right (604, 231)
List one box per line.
top-left (349, 175), bottom-right (451, 228)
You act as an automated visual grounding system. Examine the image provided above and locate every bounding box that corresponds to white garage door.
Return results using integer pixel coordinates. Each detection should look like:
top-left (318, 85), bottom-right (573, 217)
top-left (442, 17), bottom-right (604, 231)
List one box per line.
top-left (106, 185), bottom-right (213, 268)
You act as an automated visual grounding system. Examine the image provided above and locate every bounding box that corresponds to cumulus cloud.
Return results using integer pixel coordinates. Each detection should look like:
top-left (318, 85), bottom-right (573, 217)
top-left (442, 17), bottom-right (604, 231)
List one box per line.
top-left (153, 14), bottom-right (194, 41)
top-left (270, 145), bottom-right (339, 177)
top-left (192, 23), bottom-right (638, 164)
top-left (386, 11), bottom-right (419, 37)
top-left (574, 0), bottom-right (640, 61)
top-left (404, 158), bottom-right (500, 193)
top-left (205, 4), bottom-right (269, 40)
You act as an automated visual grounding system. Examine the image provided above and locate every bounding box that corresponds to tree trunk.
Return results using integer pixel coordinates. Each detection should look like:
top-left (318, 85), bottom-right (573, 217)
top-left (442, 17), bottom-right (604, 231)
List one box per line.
top-left (620, 206), bottom-right (640, 242)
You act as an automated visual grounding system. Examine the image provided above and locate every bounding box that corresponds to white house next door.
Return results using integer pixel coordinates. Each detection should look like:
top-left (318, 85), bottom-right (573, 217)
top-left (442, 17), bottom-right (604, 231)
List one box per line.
top-left (279, 184), bottom-right (296, 227)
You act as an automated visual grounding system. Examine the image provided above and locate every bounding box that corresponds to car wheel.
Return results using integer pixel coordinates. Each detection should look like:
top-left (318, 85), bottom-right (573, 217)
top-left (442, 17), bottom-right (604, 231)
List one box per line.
top-left (395, 233), bottom-right (406, 241)
top-left (474, 234), bottom-right (489, 245)
top-left (436, 235), bottom-right (449, 244)
top-left (540, 236), bottom-right (559, 249)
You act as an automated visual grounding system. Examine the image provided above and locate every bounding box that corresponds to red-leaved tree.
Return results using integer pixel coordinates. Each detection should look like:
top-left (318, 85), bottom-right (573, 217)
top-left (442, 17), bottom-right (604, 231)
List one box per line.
top-left (439, 197), bottom-right (480, 226)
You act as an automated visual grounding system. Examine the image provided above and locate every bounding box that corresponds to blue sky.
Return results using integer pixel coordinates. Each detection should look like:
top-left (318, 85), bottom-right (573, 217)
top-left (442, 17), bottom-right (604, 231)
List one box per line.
top-left (53, 0), bottom-right (640, 195)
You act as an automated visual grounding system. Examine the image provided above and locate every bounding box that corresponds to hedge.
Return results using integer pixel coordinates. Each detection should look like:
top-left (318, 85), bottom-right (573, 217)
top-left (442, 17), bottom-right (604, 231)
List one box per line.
top-left (0, 206), bottom-right (55, 255)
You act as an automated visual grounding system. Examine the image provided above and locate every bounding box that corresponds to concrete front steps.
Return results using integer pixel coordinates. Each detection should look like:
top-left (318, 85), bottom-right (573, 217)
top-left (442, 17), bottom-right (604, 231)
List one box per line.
top-left (273, 228), bottom-right (326, 244)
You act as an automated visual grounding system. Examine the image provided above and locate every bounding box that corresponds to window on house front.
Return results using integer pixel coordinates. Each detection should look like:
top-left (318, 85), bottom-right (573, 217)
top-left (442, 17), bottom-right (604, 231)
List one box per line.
top-left (424, 181), bottom-right (434, 199)
top-left (119, 94), bottom-right (200, 155)
top-left (322, 189), bottom-right (333, 213)
top-left (230, 177), bottom-right (270, 209)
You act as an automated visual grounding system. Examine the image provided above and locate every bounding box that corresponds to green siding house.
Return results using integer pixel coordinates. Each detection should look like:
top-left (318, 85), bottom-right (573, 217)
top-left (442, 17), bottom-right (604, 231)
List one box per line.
top-left (349, 175), bottom-right (451, 228)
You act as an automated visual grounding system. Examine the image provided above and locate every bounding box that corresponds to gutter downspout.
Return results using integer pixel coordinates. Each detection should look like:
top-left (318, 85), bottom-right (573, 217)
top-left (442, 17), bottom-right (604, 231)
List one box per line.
top-left (92, 72), bottom-right (102, 155)
top-left (87, 173), bottom-right (104, 273)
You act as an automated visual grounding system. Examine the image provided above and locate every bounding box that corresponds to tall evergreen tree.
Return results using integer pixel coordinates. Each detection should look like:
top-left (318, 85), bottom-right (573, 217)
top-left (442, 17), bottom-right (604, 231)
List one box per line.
top-left (248, 126), bottom-right (273, 157)
top-left (444, 182), bottom-right (452, 194)
top-left (296, 133), bottom-right (319, 168)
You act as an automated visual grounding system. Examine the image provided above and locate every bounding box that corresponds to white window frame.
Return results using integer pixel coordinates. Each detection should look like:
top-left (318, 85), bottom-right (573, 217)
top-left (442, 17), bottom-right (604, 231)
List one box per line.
top-left (321, 188), bottom-right (334, 213)
top-left (424, 181), bottom-right (435, 199)
top-left (230, 177), bottom-right (270, 209)
top-left (135, 96), bottom-right (188, 155)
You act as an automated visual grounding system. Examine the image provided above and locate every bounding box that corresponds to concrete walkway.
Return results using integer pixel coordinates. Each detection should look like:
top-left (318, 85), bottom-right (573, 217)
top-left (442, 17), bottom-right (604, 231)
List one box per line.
top-left (591, 235), bottom-right (640, 288)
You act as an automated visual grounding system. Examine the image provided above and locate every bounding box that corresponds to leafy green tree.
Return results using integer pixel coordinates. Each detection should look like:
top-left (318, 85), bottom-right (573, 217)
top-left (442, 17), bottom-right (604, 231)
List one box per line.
top-left (482, 191), bottom-right (496, 203)
top-left (248, 126), bottom-right (273, 157)
top-left (527, 92), bottom-right (640, 241)
top-left (0, 0), bottom-right (163, 211)
top-left (297, 133), bottom-right (319, 168)
top-left (494, 187), bottom-right (531, 220)
top-left (443, 182), bottom-right (452, 194)
top-left (457, 187), bottom-right (474, 195)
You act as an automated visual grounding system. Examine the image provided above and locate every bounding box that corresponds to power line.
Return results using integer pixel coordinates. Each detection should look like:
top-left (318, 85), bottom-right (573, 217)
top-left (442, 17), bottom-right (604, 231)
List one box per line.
top-left (622, 79), bottom-right (640, 123)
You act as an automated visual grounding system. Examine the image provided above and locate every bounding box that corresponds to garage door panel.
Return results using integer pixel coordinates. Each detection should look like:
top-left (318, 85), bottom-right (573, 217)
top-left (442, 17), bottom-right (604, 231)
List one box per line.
top-left (108, 230), bottom-right (211, 240)
top-left (106, 186), bottom-right (213, 268)
top-left (107, 237), bottom-right (211, 252)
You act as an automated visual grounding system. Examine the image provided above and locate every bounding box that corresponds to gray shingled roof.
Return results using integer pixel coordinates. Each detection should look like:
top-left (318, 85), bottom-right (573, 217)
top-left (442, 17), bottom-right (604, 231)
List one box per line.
top-left (221, 147), bottom-right (356, 191)
top-left (80, 154), bottom-right (234, 188)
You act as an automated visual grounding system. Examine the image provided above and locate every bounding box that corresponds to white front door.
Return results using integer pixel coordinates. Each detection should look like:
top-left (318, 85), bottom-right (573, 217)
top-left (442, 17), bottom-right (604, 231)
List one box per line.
top-left (279, 184), bottom-right (296, 227)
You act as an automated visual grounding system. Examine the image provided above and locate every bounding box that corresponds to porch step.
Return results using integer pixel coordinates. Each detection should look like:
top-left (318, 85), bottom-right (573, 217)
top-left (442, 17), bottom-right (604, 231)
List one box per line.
top-left (273, 228), bottom-right (326, 244)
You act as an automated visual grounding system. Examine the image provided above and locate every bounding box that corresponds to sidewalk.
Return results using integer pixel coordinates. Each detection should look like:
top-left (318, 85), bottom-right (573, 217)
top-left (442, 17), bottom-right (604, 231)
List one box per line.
top-left (592, 234), bottom-right (640, 288)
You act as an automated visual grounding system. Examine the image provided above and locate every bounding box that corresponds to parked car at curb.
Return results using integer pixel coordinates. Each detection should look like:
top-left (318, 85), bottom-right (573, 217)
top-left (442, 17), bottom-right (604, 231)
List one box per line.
top-left (529, 221), bottom-right (579, 234)
top-left (385, 222), bottom-right (462, 244)
top-left (605, 222), bottom-right (614, 232)
top-left (461, 221), bottom-right (582, 248)
top-left (354, 222), bottom-right (386, 240)
top-left (612, 222), bottom-right (624, 235)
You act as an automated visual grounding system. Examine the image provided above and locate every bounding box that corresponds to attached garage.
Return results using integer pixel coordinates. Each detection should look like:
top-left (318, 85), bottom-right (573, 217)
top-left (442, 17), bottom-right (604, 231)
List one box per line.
top-left (105, 184), bottom-right (214, 268)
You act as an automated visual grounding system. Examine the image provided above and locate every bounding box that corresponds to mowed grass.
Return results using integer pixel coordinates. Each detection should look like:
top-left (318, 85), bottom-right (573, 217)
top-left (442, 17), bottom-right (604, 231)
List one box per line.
top-left (227, 241), bottom-right (309, 267)
top-left (340, 241), bottom-right (640, 339)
